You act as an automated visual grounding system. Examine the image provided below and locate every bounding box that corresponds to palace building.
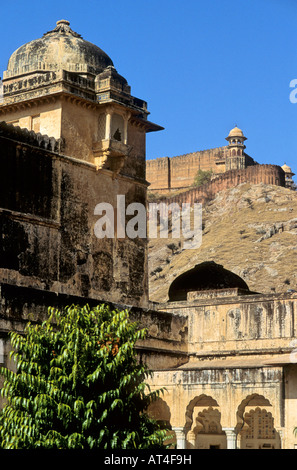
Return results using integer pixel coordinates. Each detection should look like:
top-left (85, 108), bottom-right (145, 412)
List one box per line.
top-left (1, 20), bottom-right (297, 449)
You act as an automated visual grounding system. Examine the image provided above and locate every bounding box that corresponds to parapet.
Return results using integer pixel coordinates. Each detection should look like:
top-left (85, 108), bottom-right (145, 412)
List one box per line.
top-left (0, 121), bottom-right (64, 153)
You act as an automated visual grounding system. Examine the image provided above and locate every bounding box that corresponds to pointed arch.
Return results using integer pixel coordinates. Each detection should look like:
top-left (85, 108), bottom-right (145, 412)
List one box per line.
top-left (146, 397), bottom-right (171, 429)
top-left (236, 394), bottom-right (281, 449)
top-left (185, 394), bottom-right (219, 431)
top-left (236, 393), bottom-right (272, 432)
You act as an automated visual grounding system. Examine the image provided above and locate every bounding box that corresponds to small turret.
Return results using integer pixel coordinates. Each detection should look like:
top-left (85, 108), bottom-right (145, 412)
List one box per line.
top-left (281, 163), bottom-right (295, 189)
top-left (225, 125), bottom-right (247, 171)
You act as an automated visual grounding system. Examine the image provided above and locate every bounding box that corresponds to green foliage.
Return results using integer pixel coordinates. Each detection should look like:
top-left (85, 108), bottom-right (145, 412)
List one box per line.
top-left (0, 304), bottom-right (168, 449)
top-left (192, 169), bottom-right (213, 187)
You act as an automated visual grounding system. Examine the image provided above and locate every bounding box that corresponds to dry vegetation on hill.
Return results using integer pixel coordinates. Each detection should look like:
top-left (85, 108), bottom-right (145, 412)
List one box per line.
top-left (148, 183), bottom-right (297, 303)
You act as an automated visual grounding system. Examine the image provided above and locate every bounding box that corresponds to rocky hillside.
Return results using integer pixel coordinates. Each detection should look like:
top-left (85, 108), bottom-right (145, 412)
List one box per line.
top-left (148, 183), bottom-right (297, 303)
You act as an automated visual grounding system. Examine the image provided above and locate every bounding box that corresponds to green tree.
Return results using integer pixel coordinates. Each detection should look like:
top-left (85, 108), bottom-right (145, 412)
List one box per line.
top-left (192, 169), bottom-right (213, 187)
top-left (0, 304), bottom-right (168, 449)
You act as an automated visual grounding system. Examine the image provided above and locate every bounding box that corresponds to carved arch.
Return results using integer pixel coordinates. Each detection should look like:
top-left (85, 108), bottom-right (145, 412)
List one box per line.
top-left (146, 397), bottom-right (171, 429)
top-left (185, 394), bottom-right (219, 431)
top-left (235, 393), bottom-right (272, 434)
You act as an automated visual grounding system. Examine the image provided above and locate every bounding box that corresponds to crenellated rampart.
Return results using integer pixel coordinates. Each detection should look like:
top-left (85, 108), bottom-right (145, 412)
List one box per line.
top-left (152, 164), bottom-right (286, 206)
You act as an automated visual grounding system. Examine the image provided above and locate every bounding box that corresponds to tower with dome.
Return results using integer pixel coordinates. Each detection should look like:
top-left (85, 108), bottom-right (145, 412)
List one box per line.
top-left (146, 123), bottom-right (293, 193)
top-left (1, 19), bottom-right (162, 173)
top-left (0, 19), bottom-right (163, 308)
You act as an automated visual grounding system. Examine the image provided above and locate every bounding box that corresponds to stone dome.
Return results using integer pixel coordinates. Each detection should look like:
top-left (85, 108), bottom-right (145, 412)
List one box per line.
top-left (282, 164), bottom-right (293, 174)
top-left (6, 20), bottom-right (114, 77)
top-left (228, 126), bottom-right (245, 138)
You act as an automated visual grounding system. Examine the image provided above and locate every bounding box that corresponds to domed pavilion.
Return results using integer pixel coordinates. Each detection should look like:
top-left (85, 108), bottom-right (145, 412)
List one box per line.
top-left (0, 19), bottom-right (162, 169)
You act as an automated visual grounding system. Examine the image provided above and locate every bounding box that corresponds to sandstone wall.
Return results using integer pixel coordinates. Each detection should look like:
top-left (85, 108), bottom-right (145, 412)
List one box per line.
top-left (157, 291), bottom-right (297, 357)
top-left (169, 147), bottom-right (227, 189)
top-left (156, 164), bottom-right (286, 207)
top-left (148, 291), bottom-right (297, 449)
top-left (146, 156), bottom-right (170, 190)
top-left (0, 123), bottom-right (148, 308)
top-left (146, 147), bottom-right (228, 191)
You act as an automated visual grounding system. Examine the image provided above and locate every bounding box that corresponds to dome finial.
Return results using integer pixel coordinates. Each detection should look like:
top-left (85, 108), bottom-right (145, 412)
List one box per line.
top-left (56, 19), bottom-right (70, 26)
top-left (43, 19), bottom-right (82, 38)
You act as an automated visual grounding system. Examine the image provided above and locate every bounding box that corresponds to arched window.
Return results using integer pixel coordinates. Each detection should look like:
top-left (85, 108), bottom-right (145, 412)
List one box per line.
top-left (111, 113), bottom-right (124, 142)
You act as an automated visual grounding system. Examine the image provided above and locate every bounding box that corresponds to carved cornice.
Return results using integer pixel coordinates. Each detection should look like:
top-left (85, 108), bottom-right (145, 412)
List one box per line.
top-left (130, 116), bottom-right (164, 133)
top-left (0, 95), bottom-right (58, 115)
top-left (0, 91), bottom-right (137, 115)
top-left (60, 93), bottom-right (97, 110)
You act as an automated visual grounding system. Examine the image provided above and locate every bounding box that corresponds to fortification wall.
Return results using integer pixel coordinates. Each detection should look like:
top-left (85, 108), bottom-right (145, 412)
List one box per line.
top-left (146, 146), bottom-right (228, 191)
top-left (146, 156), bottom-right (170, 190)
top-left (154, 164), bottom-right (286, 206)
top-left (169, 147), bottom-right (227, 189)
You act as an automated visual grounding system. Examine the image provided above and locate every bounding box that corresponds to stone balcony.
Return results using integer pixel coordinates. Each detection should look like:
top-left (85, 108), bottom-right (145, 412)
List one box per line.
top-left (93, 138), bottom-right (130, 174)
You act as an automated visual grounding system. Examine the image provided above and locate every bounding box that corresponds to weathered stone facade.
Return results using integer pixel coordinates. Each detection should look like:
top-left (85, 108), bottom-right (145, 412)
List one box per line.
top-left (1, 20), bottom-right (297, 450)
top-left (0, 20), bottom-right (164, 311)
top-left (0, 19), bottom-right (168, 414)
top-left (147, 285), bottom-right (297, 449)
top-left (0, 121), bottom-right (149, 306)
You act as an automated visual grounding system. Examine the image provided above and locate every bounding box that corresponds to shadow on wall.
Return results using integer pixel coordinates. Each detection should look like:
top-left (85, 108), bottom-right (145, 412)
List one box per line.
top-left (168, 261), bottom-right (250, 302)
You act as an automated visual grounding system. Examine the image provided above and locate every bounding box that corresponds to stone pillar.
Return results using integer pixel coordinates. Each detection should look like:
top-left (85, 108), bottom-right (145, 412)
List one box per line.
top-left (105, 111), bottom-right (112, 140)
top-left (223, 427), bottom-right (237, 449)
top-left (172, 427), bottom-right (186, 449)
top-left (123, 118), bottom-right (128, 145)
top-left (123, 112), bottom-right (130, 145)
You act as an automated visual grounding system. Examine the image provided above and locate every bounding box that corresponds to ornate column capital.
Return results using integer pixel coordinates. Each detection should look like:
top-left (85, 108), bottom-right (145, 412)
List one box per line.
top-left (172, 426), bottom-right (186, 449)
top-left (222, 427), bottom-right (237, 449)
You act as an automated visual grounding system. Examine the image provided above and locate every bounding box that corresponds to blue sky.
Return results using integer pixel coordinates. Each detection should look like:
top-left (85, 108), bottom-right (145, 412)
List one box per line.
top-left (0, 0), bottom-right (297, 172)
